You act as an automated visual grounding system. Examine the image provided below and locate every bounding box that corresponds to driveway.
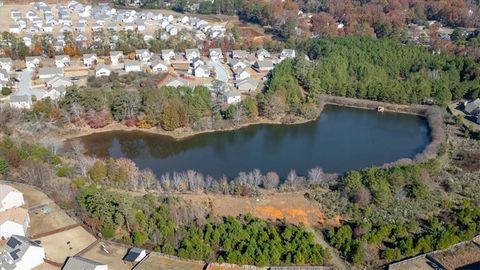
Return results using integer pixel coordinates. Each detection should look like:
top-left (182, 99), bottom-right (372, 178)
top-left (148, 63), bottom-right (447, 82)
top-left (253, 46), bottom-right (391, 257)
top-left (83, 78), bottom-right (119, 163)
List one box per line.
top-left (17, 70), bottom-right (45, 98)
top-left (209, 61), bottom-right (229, 82)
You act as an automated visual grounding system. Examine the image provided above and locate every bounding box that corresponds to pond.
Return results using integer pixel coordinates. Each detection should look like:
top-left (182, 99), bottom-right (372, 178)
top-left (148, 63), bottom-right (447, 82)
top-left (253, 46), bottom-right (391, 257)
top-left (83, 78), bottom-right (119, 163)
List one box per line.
top-left (73, 105), bottom-right (430, 178)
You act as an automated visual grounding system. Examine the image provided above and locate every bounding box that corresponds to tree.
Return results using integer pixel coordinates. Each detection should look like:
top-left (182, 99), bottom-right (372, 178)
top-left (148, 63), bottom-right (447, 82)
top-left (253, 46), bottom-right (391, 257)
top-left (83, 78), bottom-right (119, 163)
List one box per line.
top-left (0, 159), bottom-right (10, 175)
top-left (111, 90), bottom-right (141, 121)
top-left (263, 171), bottom-right (279, 189)
top-left (89, 160), bottom-right (107, 182)
top-left (161, 98), bottom-right (188, 131)
top-left (1, 87), bottom-right (12, 96)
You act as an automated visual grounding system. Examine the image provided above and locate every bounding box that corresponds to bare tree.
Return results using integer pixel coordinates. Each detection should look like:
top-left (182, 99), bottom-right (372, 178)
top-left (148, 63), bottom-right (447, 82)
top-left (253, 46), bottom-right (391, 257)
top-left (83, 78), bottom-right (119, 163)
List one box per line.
top-left (308, 167), bottom-right (326, 185)
top-left (263, 171), bottom-right (280, 189)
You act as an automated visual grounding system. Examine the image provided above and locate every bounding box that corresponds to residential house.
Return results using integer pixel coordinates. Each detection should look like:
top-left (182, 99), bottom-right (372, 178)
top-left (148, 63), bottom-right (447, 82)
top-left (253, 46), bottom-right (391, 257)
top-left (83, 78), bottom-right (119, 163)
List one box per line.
top-left (194, 65), bottom-right (210, 78)
top-left (280, 49), bottom-right (296, 60)
top-left (75, 21), bottom-right (86, 32)
top-left (0, 208), bottom-right (29, 238)
top-left (0, 185), bottom-right (24, 212)
top-left (161, 49), bottom-right (175, 62)
top-left (62, 256), bottom-right (108, 270)
top-left (124, 23), bottom-right (135, 31)
top-left (136, 21), bottom-right (146, 32)
top-left (255, 48), bottom-right (272, 61)
top-left (0, 235), bottom-right (45, 270)
top-left (54, 55), bottom-right (70, 68)
top-left (55, 41), bottom-right (65, 52)
top-left (38, 67), bottom-right (64, 79)
top-left (235, 78), bottom-right (259, 92)
top-left (123, 248), bottom-right (146, 263)
top-left (135, 49), bottom-right (151, 63)
top-left (224, 91), bottom-right (242, 105)
top-left (43, 23), bottom-right (53, 33)
top-left (26, 26), bottom-right (40, 34)
top-left (209, 48), bottom-right (223, 61)
top-left (164, 77), bottom-right (189, 87)
top-left (165, 24), bottom-right (178, 36)
top-left (46, 76), bottom-right (73, 89)
top-left (9, 25), bottom-right (21, 34)
top-left (234, 68), bottom-right (250, 80)
top-left (231, 50), bottom-right (248, 59)
top-left (125, 60), bottom-right (142, 73)
top-left (178, 16), bottom-right (189, 24)
top-left (0, 69), bottom-right (8, 84)
top-left (185, 49), bottom-right (201, 62)
top-left (22, 36), bottom-right (32, 47)
top-left (9, 95), bottom-right (32, 110)
top-left (253, 60), bottom-right (274, 72)
top-left (44, 86), bottom-right (66, 101)
top-left (192, 57), bottom-right (205, 69)
top-left (228, 59), bottom-right (247, 70)
top-left (110, 51), bottom-right (123, 65)
top-left (0, 58), bottom-right (12, 72)
top-left (83, 54), bottom-right (97, 67)
top-left (25, 56), bottom-right (41, 71)
top-left (151, 60), bottom-right (168, 73)
top-left (465, 98), bottom-right (480, 115)
top-left (95, 64), bottom-right (111, 77)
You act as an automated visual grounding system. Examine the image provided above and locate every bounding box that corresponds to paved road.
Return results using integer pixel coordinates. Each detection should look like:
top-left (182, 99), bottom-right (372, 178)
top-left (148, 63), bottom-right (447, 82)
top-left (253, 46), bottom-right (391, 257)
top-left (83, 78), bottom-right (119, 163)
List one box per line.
top-left (209, 61), bottom-right (229, 82)
top-left (17, 70), bottom-right (44, 98)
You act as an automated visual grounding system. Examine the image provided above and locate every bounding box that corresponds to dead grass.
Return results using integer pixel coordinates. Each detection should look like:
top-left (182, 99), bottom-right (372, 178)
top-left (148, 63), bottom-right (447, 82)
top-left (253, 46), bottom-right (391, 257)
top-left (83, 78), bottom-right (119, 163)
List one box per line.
top-left (28, 203), bottom-right (77, 236)
top-left (81, 241), bottom-right (132, 270)
top-left (182, 191), bottom-right (340, 228)
top-left (37, 226), bottom-right (97, 264)
top-left (433, 242), bottom-right (480, 270)
top-left (9, 182), bottom-right (53, 208)
top-left (136, 253), bottom-right (205, 270)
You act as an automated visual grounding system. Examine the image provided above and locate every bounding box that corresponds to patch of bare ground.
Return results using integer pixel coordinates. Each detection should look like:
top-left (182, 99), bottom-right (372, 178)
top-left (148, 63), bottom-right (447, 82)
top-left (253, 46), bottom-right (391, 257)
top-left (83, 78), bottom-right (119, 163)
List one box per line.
top-left (432, 242), bottom-right (480, 270)
top-left (181, 191), bottom-right (341, 228)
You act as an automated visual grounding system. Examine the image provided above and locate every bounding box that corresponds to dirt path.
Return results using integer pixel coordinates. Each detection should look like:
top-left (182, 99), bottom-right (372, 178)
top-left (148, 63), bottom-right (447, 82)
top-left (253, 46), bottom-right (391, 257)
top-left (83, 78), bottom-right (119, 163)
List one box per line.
top-left (310, 228), bottom-right (351, 270)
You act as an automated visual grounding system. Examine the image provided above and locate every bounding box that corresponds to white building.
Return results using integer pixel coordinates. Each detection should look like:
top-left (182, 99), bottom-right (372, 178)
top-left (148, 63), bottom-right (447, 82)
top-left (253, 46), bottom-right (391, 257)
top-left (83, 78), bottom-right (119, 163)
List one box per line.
top-left (125, 60), bottom-right (141, 73)
top-left (135, 49), bottom-right (151, 63)
top-left (0, 208), bottom-right (29, 238)
top-left (161, 49), bottom-right (175, 62)
top-left (224, 91), bottom-right (242, 105)
top-left (54, 55), bottom-right (70, 68)
top-left (46, 76), bottom-right (72, 89)
top-left (38, 67), bottom-right (64, 79)
top-left (9, 95), bottom-right (32, 110)
top-left (25, 56), bottom-right (41, 71)
top-left (95, 64), bottom-right (112, 77)
top-left (151, 61), bottom-right (168, 73)
top-left (0, 235), bottom-right (45, 270)
top-left (83, 54), bottom-right (97, 67)
top-left (194, 65), bottom-right (210, 78)
top-left (280, 49), bottom-right (296, 60)
top-left (0, 58), bottom-right (12, 72)
top-left (234, 68), bottom-right (250, 80)
top-left (209, 48), bottom-right (223, 61)
top-left (110, 51), bottom-right (123, 65)
top-left (0, 185), bottom-right (24, 212)
top-left (185, 49), bottom-right (200, 62)
top-left (123, 248), bottom-right (146, 263)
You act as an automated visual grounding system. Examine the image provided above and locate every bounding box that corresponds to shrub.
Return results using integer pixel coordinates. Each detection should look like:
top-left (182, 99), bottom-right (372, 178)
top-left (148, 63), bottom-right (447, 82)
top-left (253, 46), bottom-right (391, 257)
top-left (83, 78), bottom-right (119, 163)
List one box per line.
top-left (1, 87), bottom-right (12, 96)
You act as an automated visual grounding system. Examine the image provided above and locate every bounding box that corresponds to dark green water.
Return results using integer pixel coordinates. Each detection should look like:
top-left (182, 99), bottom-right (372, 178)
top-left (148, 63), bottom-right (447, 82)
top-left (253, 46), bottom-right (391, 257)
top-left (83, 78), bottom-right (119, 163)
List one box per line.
top-left (74, 105), bottom-right (430, 178)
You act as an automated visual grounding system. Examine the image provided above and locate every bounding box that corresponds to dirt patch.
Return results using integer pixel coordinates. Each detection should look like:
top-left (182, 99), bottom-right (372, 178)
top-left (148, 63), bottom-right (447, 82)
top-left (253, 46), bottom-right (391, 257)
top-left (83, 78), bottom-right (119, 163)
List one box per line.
top-left (453, 151), bottom-right (480, 172)
top-left (432, 242), bottom-right (480, 270)
top-left (81, 241), bottom-right (132, 270)
top-left (28, 203), bottom-right (77, 236)
top-left (37, 226), bottom-right (97, 264)
top-left (182, 191), bottom-right (340, 228)
top-left (136, 253), bottom-right (205, 270)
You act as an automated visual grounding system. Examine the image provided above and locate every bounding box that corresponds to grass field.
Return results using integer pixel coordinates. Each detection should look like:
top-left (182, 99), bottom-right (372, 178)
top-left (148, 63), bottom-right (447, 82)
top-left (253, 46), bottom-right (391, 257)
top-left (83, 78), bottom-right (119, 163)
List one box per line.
top-left (136, 253), bottom-right (205, 270)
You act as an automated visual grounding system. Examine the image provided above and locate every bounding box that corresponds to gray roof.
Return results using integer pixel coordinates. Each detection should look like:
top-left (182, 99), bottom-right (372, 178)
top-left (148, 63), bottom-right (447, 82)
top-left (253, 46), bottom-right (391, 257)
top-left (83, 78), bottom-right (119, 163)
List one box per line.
top-left (5, 235), bottom-right (41, 263)
top-left (95, 64), bottom-right (111, 72)
top-left (465, 98), bottom-right (480, 114)
top-left (9, 95), bottom-right (31, 103)
top-left (185, 48), bottom-right (200, 55)
top-left (232, 50), bottom-right (248, 58)
top-left (62, 256), bottom-right (105, 270)
top-left (124, 60), bottom-right (141, 67)
top-left (255, 60), bottom-right (274, 69)
top-left (0, 58), bottom-right (12, 64)
top-left (123, 247), bottom-right (144, 262)
top-left (39, 67), bottom-right (63, 76)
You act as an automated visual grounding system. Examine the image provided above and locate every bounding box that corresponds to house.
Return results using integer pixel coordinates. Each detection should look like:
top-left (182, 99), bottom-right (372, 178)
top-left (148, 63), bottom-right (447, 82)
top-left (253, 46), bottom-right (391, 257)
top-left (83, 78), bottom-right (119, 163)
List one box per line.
top-left (43, 23), bottom-right (53, 33)
top-left (135, 49), bottom-right (151, 62)
top-left (95, 64), bottom-right (112, 77)
top-left (209, 48), bottom-right (223, 61)
top-left (464, 98), bottom-right (480, 115)
top-left (151, 60), bottom-right (168, 73)
top-left (38, 67), bottom-right (64, 79)
top-left (178, 15), bottom-right (189, 24)
top-left (83, 54), bottom-right (97, 67)
top-left (228, 59), bottom-right (247, 70)
top-left (0, 235), bottom-right (45, 270)
top-left (231, 50), bottom-right (248, 59)
top-left (161, 49), bottom-right (175, 62)
top-left (0, 208), bottom-right (29, 238)
top-left (194, 65), bottom-right (210, 78)
top-left (164, 77), bottom-right (189, 87)
top-left (0, 58), bottom-right (12, 72)
top-left (46, 76), bottom-right (73, 89)
top-left (22, 36), bottom-right (32, 47)
top-left (224, 91), bottom-right (242, 105)
top-left (255, 48), bottom-right (272, 61)
top-left (9, 25), bottom-right (21, 34)
top-left (9, 95), bottom-right (32, 110)
top-left (123, 248), bottom-right (146, 263)
top-left (125, 60), bottom-right (142, 73)
top-left (280, 49), bottom-right (296, 60)
top-left (62, 256), bottom-right (108, 270)
top-left (191, 57), bottom-right (205, 69)
top-left (43, 86), bottom-right (67, 101)
top-left (235, 78), bottom-right (259, 92)
top-left (185, 49), bottom-right (200, 62)
top-left (25, 56), bottom-right (41, 71)
top-left (165, 24), bottom-right (178, 36)
top-left (234, 68), bottom-right (250, 80)
top-left (0, 69), bottom-right (8, 83)
top-left (55, 55), bottom-right (70, 68)
top-left (253, 60), bottom-right (274, 72)
top-left (110, 51), bottom-right (123, 65)
top-left (0, 185), bottom-right (24, 212)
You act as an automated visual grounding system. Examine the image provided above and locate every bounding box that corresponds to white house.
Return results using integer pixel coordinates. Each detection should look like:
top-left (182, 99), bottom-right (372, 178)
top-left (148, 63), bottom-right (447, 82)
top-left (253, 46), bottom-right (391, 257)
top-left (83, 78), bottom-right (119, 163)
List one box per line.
top-left (125, 60), bottom-right (142, 73)
top-left (166, 24), bottom-right (178, 36)
top-left (62, 256), bottom-right (108, 270)
top-left (234, 68), bottom-right (250, 80)
top-left (42, 23), bottom-right (53, 33)
top-left (38, 67), bottom-right (64, 79)
top-left (54, 55), bottom-right (70, 68)
top-left (151, 61), bottom-right (168, 73)
top-left (110, 51), bottom-right (123, 65)
top-left (191, 57), bottom-right (205, 69)
top-left (0, 70), bottom-right (8, 84)
top-left (0, 235), bottom-right (45, 270)
top-left (9, 25), bottom-right (21, 34)
top-left (253, 60), bottom-right (274, 72)
top-left (123, 248), bottom-right (146, 263)
top-left (236, 78), bottom-right (259, 92)
top-left (83, 54), bottom-right (97, 67)
top-left (9, 95), bottom-right (32, 110)
top-left (0, 58), bottom-right (12, 72)
top-left (46, 76), bottom-right (73, 89)
top-left (25, 56), bottom-right (41, 71)
top-left (178, 16), bottom-right (189, 24)
top-left (194, 65), bottom-right (210, 78)
top-left (209, 48), bottom-right (223, 61)
top-left (280, 49), bottom-right (296, 60)
top-left (95, 64), bottom-right (111, 77)
top-left (229, 59), bottom-right (247, 70)
top-left (0, 208), bottom-right (29, 238)
top-left (43, 86), bottom-right (66, 101)
top-left (185, 49), bottom-right (200, 62)
top-left (224, 91), bottom-right (242, 105)
top-left (231, 50), bottom-right (248, 59)
top-left (161, 49), bottom-right (175, 62)
top-left (135, 49), bottom-right (151, 63)
top-left (164, 77), bottom-right (189, 87)
top-left (0, 186), bottom-right (24, 212)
